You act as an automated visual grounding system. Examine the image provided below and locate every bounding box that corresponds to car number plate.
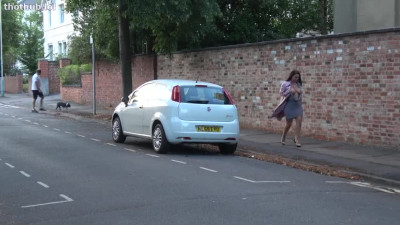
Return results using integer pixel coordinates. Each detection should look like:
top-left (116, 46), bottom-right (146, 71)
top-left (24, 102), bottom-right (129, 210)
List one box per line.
top-left (196, 126), bottom-right (221, 132)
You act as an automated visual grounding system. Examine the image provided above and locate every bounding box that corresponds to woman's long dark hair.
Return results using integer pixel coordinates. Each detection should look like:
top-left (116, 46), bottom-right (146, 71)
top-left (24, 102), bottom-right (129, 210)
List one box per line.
top-left (286, 70), bottom-right (302, 85)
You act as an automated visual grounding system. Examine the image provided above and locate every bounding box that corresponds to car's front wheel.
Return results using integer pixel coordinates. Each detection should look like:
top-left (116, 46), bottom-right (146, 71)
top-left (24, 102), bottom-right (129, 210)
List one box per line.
top-left (112, 117), bottom-right (126, 143)
top-left (152, 124), bottom-right (170, 154)
top-left (218, 143), bottom-right (237, 154)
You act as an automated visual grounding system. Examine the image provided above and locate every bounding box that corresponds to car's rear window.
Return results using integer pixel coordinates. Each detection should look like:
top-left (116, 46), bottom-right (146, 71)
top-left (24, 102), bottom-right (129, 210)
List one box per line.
top-left (180, 86), bottom-right (231, 105)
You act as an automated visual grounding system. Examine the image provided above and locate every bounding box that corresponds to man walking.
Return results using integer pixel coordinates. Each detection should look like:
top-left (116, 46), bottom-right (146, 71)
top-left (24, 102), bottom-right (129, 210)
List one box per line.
top-left (31, 69), bottom-right (46, 113)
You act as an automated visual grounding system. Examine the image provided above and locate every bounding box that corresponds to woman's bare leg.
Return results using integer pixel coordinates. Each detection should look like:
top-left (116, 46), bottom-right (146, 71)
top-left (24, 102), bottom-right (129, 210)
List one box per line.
top-left (282, 118), bottom-right (293, 142)
top-left (294, 116), bottom-right (303, 145)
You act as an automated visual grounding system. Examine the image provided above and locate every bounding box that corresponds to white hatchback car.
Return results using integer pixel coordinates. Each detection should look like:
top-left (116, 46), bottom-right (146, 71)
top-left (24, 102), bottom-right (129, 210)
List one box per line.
top-left (112, 79), bottom-right (240, 154)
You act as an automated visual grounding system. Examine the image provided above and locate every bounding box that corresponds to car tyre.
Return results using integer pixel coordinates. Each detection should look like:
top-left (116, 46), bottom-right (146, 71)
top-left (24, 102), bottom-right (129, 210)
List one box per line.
top-left (152, 124), bottom-right (169, 154)
top-left (112, 116), bottom-right (126, 143)
top-left (218, 143), bottom-right (237, 154)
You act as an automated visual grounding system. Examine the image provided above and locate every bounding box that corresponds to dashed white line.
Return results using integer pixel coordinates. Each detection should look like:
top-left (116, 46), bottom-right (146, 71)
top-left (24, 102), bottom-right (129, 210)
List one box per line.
top-left (77, 134), bottom-right (86, 138)
top-left (20, 171), bottom-right (31, 177)
top-left (33, 122), bottom-right (39, 125)
top-left (234, 176), bottom-right (290, 183)
top-left (25, 120), bottom-right (31, 123)
top-left (124, 148), bottom-right (136, 152)
top-left (106, 143), bottom-right (116, 146)
top-left (37, 181), bottom-right (50, 188)
top-left (42, 125), bottom-right (49, 128)
top-left (5, 163), bottom-right (15, 168)
top-left (64, 131), bottom-right (72, 134)
top-left (146, 154), bottom-right (160, 158)
top-left (200, 167), bottom-right (218, 173)
top-left (11, 116), bottom-right (16, 118)
top-left (91, 138), bottom-right (101, 142)
top-left (21, 194), bottom-right (73, 208)
top-left (171, 159), bottom-right (187, 164)
top-left (53, 128), bottom-right (61, 131)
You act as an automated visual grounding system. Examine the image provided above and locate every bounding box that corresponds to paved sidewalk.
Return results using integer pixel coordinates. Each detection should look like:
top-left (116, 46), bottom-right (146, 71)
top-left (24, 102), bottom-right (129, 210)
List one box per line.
top-left (1, 93), bottom-right (400, 189)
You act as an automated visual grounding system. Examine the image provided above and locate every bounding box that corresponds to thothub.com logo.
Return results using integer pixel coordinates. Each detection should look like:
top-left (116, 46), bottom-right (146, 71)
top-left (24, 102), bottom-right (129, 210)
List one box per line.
top-left (3, 0), bottom-right (56, 11)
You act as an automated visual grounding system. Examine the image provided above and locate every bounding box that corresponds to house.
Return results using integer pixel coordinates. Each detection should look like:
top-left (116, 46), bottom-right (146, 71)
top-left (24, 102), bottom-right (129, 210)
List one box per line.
top-left (42, 0), bottom-right (75, 60)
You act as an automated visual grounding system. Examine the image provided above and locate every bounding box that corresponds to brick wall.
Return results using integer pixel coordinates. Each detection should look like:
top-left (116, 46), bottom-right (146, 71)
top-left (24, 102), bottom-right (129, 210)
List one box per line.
top-left (4, 75), bottom-right (23, 93)
top-left (156, 30), bottom-right (400, 149)
top-left (60, 29), bottom-right (400, 149)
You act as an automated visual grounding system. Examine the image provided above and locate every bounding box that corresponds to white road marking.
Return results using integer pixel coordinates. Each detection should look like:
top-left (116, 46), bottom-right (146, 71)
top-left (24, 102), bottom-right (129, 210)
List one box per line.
top-left (124, 148), bottom-right (136, 152)
top-left (42, 125), bottom-right (49, 128)
top-left (64, 131), bottom-right (72, 134)
top-left (200, 167), bottom-right (218, 173)
top-left (234, 176), bottom-right (290, 183)
top-left (37, 181), bottom-right (49, 188)
top-left (77, 134), bottom-right (86, 138)
top-left (11, 116), bottom-right (16, 118)
top-left (326, 181), bottom-right (397, 194)
top-left (5, 163), bottom-right (15, 168)
top-left (91, 138), bottom-right (101, 142)
top-left (21, 194), bottom-right (73, 208)
top-left (171, 159), bottom-right (187, 164)
top-left (146, 154), bottom-right (160, 158)
top-left (33, 122), bottom-right (39, 125)
top-left (53, 128), bottom-right (60, 131)
top-left (20, 171), bottom-right (31, 177)
top-left (106, 143), bottom-right (116, 146)
top-left (25, 120), bottom-right (31, 123)
top-left (18, 118), bottom-right (23, 120)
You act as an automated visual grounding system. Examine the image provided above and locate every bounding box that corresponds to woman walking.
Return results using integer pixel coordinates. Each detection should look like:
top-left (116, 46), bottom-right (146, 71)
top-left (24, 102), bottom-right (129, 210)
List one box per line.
top-left (270, 70), bottom-right (303, 147)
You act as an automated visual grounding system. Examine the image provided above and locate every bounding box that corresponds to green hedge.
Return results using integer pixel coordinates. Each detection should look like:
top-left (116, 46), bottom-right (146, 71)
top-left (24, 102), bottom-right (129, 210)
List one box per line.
top-left (58, 64), bottom-right (92, 86)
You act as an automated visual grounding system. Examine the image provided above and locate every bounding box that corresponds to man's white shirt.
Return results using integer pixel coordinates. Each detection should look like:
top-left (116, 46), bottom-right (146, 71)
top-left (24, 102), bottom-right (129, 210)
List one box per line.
top-left (31, 73), bottom-right (41, 90)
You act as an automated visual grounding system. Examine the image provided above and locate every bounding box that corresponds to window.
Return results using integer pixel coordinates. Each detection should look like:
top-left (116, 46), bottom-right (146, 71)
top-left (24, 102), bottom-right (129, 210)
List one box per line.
top-left (59, 4), bottom-right (65, 23)
top-left (58, 42), bottom-right (62, 56)
top-left (48, 10), bottom-right (52, 27)
top-left (48, 45), bottom-right (54, 60)
top-left (63, 42), bottom-right (67, 56)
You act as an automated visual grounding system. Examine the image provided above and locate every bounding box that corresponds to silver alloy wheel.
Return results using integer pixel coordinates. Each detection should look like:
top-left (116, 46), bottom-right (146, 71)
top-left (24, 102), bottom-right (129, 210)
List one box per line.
top-left (112, 119), bottom-right (120, 141)
top-left (153, 126), bottom-right (162, 151)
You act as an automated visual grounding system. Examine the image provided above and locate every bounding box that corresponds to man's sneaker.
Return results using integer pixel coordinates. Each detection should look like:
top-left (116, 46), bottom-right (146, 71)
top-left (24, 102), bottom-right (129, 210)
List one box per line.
top-left (32, 109), bottom-right (38, 113)
top-left (39, 108), bottom-right (46, 111)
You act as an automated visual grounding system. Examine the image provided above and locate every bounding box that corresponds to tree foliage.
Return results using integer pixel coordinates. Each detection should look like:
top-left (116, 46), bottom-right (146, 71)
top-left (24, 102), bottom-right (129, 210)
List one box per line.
top-left (19, 11), bottom-right (44, 76)
top-left (2, 0), bottom-right (22, 76)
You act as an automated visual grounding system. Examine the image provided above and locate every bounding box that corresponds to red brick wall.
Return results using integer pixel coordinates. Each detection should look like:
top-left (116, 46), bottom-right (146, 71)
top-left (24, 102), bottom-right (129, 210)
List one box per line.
top-left (4, 75), bottom-right (23, 93)
top-left (60, 85), bottom-right (83, 104)
top-left (157, 30), bottom-right (400, 149)
top-left (60, 29), bottom-right (400, 149)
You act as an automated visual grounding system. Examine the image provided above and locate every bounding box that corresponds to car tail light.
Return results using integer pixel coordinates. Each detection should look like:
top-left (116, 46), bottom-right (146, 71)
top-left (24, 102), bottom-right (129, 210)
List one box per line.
top-left (171, 85), bottom-right (181, 102)
top-left (223, 89), bottom-right (234, 104)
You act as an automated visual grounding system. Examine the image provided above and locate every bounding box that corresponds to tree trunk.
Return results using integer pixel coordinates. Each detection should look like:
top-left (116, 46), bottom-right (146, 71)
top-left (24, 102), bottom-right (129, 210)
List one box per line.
top-left (118, 0), bottom-right (132, 99)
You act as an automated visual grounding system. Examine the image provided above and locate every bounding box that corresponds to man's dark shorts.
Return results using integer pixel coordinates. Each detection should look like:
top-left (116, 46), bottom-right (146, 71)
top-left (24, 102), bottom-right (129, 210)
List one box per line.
top-left (32, 90), bottom-right (44, 100)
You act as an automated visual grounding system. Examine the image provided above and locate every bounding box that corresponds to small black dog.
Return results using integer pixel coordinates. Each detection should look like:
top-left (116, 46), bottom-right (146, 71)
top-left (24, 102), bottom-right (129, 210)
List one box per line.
top-left (56, 102), bottom-right (71, 110)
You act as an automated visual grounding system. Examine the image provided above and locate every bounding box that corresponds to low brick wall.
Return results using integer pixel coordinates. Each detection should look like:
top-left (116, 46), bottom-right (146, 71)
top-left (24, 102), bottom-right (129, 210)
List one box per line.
top-left (4, 75), bottom-right (23, 94)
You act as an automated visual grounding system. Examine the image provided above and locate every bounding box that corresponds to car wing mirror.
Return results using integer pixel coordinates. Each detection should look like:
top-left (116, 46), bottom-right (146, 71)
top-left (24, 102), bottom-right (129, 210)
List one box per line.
top-left (121, 97), bottom-right (128, 107)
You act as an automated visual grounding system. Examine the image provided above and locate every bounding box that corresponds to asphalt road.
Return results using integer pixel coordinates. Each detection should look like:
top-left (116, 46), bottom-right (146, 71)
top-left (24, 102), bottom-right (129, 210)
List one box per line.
top-left (1, 103), bottom-right (400, 225)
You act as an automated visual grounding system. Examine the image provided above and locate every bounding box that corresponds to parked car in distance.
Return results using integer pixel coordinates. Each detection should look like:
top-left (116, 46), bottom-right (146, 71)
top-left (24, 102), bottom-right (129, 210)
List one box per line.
top-left (112, 79), bottom-right (240, 154)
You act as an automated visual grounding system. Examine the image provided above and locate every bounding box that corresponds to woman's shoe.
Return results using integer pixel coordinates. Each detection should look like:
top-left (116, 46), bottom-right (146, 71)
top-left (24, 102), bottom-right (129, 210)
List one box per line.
top-left (281, 136), bottom-right (286, 145)
top-left (293, 138), bottom-right (301, 147)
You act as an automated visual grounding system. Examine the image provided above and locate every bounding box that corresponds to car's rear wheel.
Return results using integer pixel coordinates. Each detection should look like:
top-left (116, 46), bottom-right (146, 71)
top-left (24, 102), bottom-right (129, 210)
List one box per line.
top-left (152, 124), bottom-right (169, 154)
top-left (112, 117), bottom-right (126, 143)
top-left (218, 143), bottom-right (237, 154)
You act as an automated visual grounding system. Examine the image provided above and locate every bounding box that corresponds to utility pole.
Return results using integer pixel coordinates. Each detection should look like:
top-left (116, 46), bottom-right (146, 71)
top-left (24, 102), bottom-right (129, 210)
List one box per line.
top-left (0, 1), bottom-right (4, 97)
top-left (90, 34), bottom-right (96, 115)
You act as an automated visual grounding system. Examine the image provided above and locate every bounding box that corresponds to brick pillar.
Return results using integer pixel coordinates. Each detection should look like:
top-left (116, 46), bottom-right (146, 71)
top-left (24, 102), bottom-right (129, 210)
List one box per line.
top-left (59, 58), bottom-right (72, 68)
top-left (37, 59), bottom-right (50, 95)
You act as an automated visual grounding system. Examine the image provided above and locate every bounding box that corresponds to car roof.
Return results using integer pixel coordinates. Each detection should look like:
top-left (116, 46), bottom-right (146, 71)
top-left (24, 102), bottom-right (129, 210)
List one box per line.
top-left (146, 79), bottom-right (223, 88)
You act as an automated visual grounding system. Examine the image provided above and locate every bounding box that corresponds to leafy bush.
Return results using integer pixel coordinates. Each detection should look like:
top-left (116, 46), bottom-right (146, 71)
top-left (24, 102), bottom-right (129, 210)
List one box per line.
top-left (80, 63), bottom-right (92, 73)
top-left (58, 65), bottom-right (81, 86)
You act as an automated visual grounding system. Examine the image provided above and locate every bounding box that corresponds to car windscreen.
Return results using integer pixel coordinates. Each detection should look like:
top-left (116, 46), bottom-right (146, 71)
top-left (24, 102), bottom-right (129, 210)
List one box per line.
top-left (180, 86), bottom-right (231, 105)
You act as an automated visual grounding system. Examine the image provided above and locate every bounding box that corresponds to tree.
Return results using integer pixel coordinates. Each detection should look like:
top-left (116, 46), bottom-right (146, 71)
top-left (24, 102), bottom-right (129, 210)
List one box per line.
top-left (19, 11), bottom-right (44, 76)
top-left (2, 0), bottom-right (22, 76)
